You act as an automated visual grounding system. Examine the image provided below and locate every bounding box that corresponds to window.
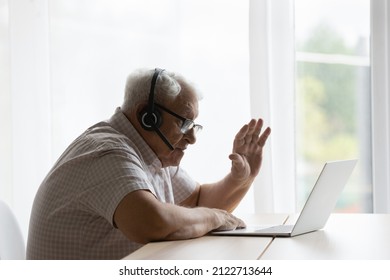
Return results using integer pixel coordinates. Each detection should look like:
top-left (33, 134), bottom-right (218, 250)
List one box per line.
top-left (0, 0), bottom-right (11, 204)
top-left (295, 0), bottom-right (372, 212)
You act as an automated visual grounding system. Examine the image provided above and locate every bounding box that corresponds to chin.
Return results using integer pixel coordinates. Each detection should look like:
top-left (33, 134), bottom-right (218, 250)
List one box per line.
top-left (161, 149), bottom-right (184, 167)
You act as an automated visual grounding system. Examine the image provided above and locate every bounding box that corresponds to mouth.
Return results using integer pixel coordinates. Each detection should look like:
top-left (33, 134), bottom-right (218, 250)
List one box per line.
top-left (175, 146), bottom-right (187, 152)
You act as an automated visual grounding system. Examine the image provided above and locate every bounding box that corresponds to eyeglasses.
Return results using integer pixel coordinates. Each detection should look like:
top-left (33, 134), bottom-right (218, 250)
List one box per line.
top-left (155, 103), bottom-right (203, 134)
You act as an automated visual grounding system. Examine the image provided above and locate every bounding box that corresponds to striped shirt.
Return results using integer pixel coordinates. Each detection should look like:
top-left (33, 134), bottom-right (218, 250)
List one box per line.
top-left (26, 107), bottom-right (197, 259)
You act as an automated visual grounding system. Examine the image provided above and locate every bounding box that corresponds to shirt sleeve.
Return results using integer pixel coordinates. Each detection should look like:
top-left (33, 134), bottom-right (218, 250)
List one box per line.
top-left (78, 148), bottom-right (154, 226)
top-left (169, 166), bottom-right (198, 204)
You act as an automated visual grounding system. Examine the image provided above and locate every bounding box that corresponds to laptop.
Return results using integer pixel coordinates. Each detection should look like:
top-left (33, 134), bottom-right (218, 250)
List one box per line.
top-left (211, 159), bottom-right (358, 237)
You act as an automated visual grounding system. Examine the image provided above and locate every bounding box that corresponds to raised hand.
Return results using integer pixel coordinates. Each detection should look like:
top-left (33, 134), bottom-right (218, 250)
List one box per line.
top-left (229, 119), bottom-right (271, 182)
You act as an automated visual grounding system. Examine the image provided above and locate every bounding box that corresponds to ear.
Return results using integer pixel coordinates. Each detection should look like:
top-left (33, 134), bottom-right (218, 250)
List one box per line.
top-left (137, 103), bottom-right (162, 131)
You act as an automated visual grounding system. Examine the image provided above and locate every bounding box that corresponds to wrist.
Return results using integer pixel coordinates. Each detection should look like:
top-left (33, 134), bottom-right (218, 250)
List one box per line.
top-left (227, 172), bottom-right (255, 189)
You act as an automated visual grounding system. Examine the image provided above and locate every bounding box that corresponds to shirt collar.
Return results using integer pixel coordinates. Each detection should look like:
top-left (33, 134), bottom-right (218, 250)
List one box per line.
top-left (107, 107), bottom-right (162, 169)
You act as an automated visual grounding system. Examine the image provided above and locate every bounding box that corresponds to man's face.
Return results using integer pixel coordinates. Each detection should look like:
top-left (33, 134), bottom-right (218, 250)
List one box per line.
top-left (152, 90), bottom-right (200, 167)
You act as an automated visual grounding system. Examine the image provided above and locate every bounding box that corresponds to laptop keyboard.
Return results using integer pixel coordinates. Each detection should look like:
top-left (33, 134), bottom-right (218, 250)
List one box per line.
top-left (255, 225), bottom-right (294, 233)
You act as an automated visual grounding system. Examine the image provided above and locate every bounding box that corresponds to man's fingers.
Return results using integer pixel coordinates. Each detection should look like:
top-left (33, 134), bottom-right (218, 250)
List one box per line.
top-left (229, 153), bottom-right (246, 172)
top-left (257, 127), bottom-right (271, 147)
top-left (235, 119), bottom-right (269, 147)
top-left (244, 119), bottom-right (257, 143)
top-left (213, 210), bottom-right (246, 231)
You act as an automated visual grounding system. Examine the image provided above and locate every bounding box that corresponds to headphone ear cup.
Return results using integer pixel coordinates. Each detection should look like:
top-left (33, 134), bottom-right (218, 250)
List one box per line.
top-left (139, 108), bottom-right (162, 131)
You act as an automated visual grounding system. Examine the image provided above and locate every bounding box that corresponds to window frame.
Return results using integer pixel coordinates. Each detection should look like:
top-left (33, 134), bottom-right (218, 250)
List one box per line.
top-left (371, 0), bottom-right (390, 213)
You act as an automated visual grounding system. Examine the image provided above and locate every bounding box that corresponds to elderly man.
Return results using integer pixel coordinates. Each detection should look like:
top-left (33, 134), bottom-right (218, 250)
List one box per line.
top-left (27, 68), bottom-right (271, 259)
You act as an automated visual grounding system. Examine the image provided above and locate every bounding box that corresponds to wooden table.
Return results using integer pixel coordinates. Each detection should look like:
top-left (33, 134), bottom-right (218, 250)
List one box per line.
top-left (261, 213), bottom-right (390, 259)
top-left (124, 213), bottom-right (288, 260)
top-left (124, 213), bottom-right (390, 260)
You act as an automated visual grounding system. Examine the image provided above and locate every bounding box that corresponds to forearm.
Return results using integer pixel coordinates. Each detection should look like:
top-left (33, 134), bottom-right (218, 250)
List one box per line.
top-left (115, 190), bottom-right (242, 244)
top-left (197, 173), bottom-right (255, 212)
top-left (162, 205), bottom-right (224, 240)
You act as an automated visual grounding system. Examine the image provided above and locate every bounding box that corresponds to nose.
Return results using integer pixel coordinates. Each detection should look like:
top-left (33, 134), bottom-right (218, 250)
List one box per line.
top-left (184, 128), bottom-right (197, 145)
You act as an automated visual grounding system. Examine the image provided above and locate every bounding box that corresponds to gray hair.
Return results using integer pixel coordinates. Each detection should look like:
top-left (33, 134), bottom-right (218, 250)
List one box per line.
top-left (122, 68), bottom-right (201, 112)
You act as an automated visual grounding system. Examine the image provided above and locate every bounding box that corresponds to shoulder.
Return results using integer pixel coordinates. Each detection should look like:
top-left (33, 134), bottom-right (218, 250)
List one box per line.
top-left (74, 122), bottom-right (139, 155)
top-left (54, 122), bottom-right (143, 169)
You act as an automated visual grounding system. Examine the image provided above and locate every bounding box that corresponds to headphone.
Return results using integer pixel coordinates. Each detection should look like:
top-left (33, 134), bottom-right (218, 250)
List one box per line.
top-left (139, 68), bottom-right (164, 131)
top-left (138, 68), bottom-right (174, 150)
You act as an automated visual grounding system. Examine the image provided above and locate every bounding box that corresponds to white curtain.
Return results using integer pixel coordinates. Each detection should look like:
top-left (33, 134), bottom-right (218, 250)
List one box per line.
top-left (371, 0), bottom-right (390, 213)
top-left (3, 0), bottom-right (52, 243)
top-left (1, 0), bottom-right (254, 240)
top-left (249, 0), bottom-right (296, 213)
